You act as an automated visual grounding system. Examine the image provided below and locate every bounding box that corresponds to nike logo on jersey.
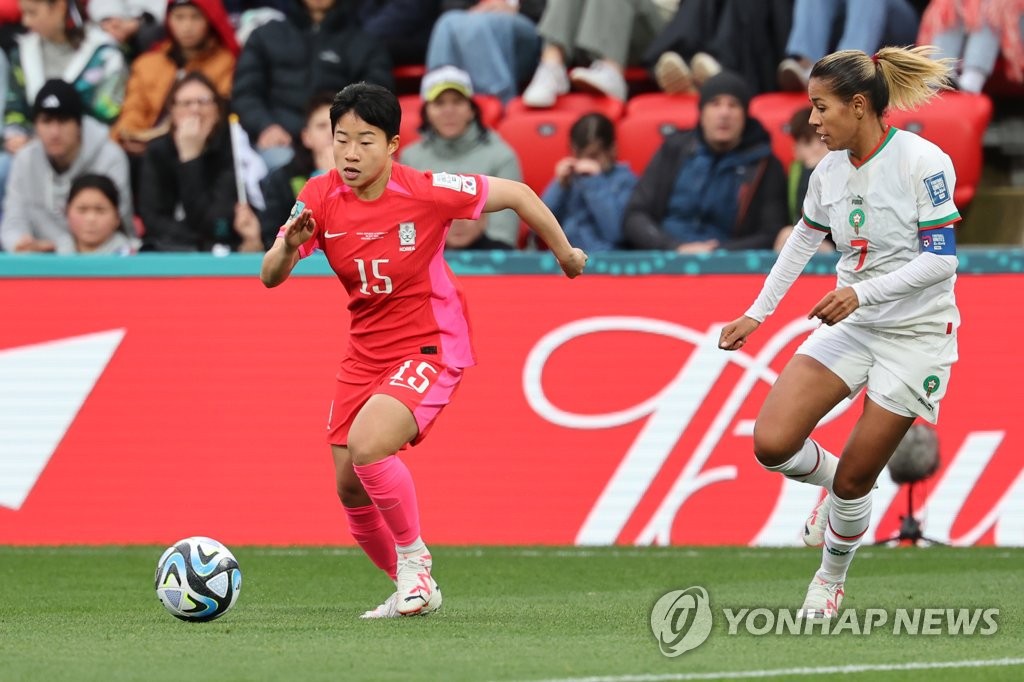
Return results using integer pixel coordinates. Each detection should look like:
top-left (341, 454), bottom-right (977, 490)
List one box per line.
top-left (324, 231), bottom-right (346, 238)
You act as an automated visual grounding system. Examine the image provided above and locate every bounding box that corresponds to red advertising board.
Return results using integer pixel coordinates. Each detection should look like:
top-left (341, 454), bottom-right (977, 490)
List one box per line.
top-left (0, 275), bottom-right (1019, 546)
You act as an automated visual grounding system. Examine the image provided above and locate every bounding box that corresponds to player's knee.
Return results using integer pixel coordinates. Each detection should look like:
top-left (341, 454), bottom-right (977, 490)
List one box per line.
top-left (831, 475), bottom-right (873, 501)
top-left (752, 427), bottom-right (802, 468)
top-left (346, 435), bottom-right (392, 467)
top-left (336, 475), bottom-right (371, 507)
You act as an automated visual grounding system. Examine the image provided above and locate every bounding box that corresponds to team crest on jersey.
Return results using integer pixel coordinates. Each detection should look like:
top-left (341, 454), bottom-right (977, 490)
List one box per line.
top-left (848, 208), bottom-right (866, 235)
top-left (924, 171), bottom-right (951, 206)
top-left (399, 222), bottom-right (416, 251)
top-left (923, 374), bottom-right (941, 397)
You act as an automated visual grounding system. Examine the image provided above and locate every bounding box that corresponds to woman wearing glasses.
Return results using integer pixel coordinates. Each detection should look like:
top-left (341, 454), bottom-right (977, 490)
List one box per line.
top-left (139, 72), bottom-right (265, 252)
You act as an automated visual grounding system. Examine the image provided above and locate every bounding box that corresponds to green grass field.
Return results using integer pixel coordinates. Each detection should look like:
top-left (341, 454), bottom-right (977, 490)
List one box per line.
top-left (0, 546), bottom-right (1021, 681)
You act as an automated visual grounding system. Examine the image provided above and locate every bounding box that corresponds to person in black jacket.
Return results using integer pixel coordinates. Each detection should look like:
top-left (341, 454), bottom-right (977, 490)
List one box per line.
top-left (623, 70), bottom-right (787, 253)
top-left (257, 91), bottom-right (336, 248)
top-left (140, 72), bottom-right (266, 252)
top-left (231, 0), bottom-right (394, 171)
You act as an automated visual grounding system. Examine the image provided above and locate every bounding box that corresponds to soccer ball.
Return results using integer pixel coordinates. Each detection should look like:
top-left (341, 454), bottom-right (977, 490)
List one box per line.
top-left (154, 536), bottom-right (242, 622)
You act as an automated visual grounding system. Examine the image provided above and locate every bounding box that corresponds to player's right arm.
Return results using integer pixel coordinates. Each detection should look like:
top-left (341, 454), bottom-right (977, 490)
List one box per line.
top-left (260, 209), bottom-right (316, 287)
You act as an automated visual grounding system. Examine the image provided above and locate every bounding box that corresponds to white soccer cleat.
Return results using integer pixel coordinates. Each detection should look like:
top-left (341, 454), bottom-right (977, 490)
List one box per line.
top-left (803, 494), bottom-right (832, 547)
top-left (359, 580), bottom-right (442, 619)
top-left (798, 574), bottom-right (844, 620)
top-left (394, 551), bottom-right (436, 615)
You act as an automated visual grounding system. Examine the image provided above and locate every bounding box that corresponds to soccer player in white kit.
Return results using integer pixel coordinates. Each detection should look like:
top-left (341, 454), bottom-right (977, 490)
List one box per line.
top-left (719, 46), bottom-right (960, 619)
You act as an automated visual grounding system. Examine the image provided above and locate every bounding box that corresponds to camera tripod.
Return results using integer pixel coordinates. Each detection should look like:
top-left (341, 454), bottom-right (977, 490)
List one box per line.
top-left (874, 481), bottom-right (947, 546)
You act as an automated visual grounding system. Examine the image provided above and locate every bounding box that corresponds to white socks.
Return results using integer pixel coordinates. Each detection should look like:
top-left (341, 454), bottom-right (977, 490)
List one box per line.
top-left (762, 439), bottom-right (839, 494)
top-left (818, 492), bottom-right (872, 583)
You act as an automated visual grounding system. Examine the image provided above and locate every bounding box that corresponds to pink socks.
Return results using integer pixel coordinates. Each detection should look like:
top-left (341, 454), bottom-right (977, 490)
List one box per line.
top-left (343, 504), bottom-right (397, 580)
top-left (353, 456), bottom-right (422, 547)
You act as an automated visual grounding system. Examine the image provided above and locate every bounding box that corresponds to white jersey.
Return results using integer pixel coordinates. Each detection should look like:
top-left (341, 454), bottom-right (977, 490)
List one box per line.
top-left (801, 127), bottom-right (960, 333)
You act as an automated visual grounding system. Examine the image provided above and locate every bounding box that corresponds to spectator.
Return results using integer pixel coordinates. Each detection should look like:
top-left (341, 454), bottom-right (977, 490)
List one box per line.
top-left (258, 91), bottom-right (335, 247)
top-left (354, 0), bottom-right (441, 66)
top-left (541, 112), bottom-right (636, 252)
top-left (522, 0), bottom-right (677, 106)
top-left (111, 0), bottom-right (239, 157)
top-left (774, 106), bottom-right (832, 252)
top-left (88, 0), bottom-right (167, 60)
top-left (139, 72), bottom-right (263, 252)
top-left (623, 71), bottom-right (787, 252)
top-left (65, 173), bottom-right (139, 254)
top-left (0, 79), bottom-right (133, 253)
top-left (918, 0), bottom-right (1024, 93)
top-left (400, 66), bottom-right (522, 249)
top-left (231, 0), bottom-right (393, 171)
top-left (777, 0), bottom-right (921, 91)
top-left (5, 0), bottom-right (128, 143)
top-left (425, 0), bottom-right (546, 103)
top-left (645, 0), bottom-right (792, 96)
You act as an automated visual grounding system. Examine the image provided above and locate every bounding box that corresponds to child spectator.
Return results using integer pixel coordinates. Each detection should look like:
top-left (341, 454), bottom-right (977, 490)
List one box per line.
top-left (66, 173), bottom-right (140, 254)
top-left (541, 112), bottom-right (636, 252)
top-left (258, 91), bottom-right (335, 248)
top-left (0, 80), bottom-right (132, 253)
top-left (773, 106), bottom-right (832, 252)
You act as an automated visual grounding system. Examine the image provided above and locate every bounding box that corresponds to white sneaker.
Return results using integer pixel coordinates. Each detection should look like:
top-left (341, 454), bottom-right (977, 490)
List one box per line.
top-left (394, 550), bottom-right (435, 615)
top-left (522, 62), bottom-right (570, 108)
top-left (359, 580), bottom-right (442, 619)
top-left (690, 52), bottom-right (722, 86)
top-left (778, 57), bottom-right (812, 92)
top-left (569, 60), bottom-right (628, 101)
top-left (654, 51), bottom-right (694, 93)
top-left (798, 574), bottom-right (844, 620)
top-left (803, 494), bottom-right (831, 547)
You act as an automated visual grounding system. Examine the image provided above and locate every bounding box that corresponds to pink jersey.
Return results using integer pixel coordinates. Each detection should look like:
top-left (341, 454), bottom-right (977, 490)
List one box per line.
top-left (288, 162), bottom-right (489, 367)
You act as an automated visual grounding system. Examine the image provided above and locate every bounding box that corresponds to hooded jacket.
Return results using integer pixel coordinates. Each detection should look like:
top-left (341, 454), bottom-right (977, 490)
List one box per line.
top-left (110, 0), bottom-right (238, 143)
top-left (0, 116), bottom-right (133, 253)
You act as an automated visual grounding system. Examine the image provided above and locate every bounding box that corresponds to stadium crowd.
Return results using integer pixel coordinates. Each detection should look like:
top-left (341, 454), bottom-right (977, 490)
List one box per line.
top-left (0, 0), bottom-right (1019, 255)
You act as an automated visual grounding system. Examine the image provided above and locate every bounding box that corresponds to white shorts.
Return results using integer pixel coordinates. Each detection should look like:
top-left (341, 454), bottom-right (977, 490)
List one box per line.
top-left (795, 322), bottom-right (957, 423)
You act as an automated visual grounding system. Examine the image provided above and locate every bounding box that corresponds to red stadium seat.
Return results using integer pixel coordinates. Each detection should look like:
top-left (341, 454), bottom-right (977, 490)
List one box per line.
top-left (505, 93), bottom-right (625, 121)
top-left (397, 94), bottom-right (504, 152)
top-left (496, 110), bottom-right (580, 194)
top-left (617, 93), bottom-right (699, 175)
top-left (393, 64), bottom-right (427, 95)
top-left (884, 92), bottom-right (993, 207)
top-left (748, 92), bottom-right (810, 170)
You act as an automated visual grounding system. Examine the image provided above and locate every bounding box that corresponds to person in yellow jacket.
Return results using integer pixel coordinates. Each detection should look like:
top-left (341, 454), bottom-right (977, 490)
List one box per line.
top-left (111, 0), bottom-right (239, 156)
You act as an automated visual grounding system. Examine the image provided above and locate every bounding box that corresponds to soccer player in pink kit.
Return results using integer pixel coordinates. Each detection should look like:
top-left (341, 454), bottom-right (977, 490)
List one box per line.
top-left (261, 83), bottom-right (588, 619)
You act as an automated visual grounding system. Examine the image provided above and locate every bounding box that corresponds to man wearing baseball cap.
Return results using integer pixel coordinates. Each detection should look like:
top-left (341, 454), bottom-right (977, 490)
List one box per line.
top-left (0, 80), bottom-right (133, 253)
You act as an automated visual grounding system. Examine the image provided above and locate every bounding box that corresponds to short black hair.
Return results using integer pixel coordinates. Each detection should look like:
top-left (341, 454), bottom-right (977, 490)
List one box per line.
top-left (67, 173), bottom-right (120, 212)
top-left (787, 107), bottom-right (816, 143)
top-left (330, 82), bottom-right (400, 140)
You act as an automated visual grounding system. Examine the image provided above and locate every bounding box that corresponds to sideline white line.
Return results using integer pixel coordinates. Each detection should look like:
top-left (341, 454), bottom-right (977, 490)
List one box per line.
top-left (515, 657), bottom-right (1024, 682)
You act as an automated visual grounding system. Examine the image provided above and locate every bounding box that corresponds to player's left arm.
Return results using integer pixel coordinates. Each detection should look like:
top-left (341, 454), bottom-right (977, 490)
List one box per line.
top-left (484, 176), bottom-right (588, 278)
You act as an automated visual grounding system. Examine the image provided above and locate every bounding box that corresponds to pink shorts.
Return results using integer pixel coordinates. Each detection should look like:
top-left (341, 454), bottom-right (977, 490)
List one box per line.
top-left (327, 355), bottom-right (464, 446)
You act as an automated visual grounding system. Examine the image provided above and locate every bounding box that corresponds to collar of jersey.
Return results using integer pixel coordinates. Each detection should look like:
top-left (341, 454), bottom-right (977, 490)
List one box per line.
top-left (848, 125), bottom-right (896, 169)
